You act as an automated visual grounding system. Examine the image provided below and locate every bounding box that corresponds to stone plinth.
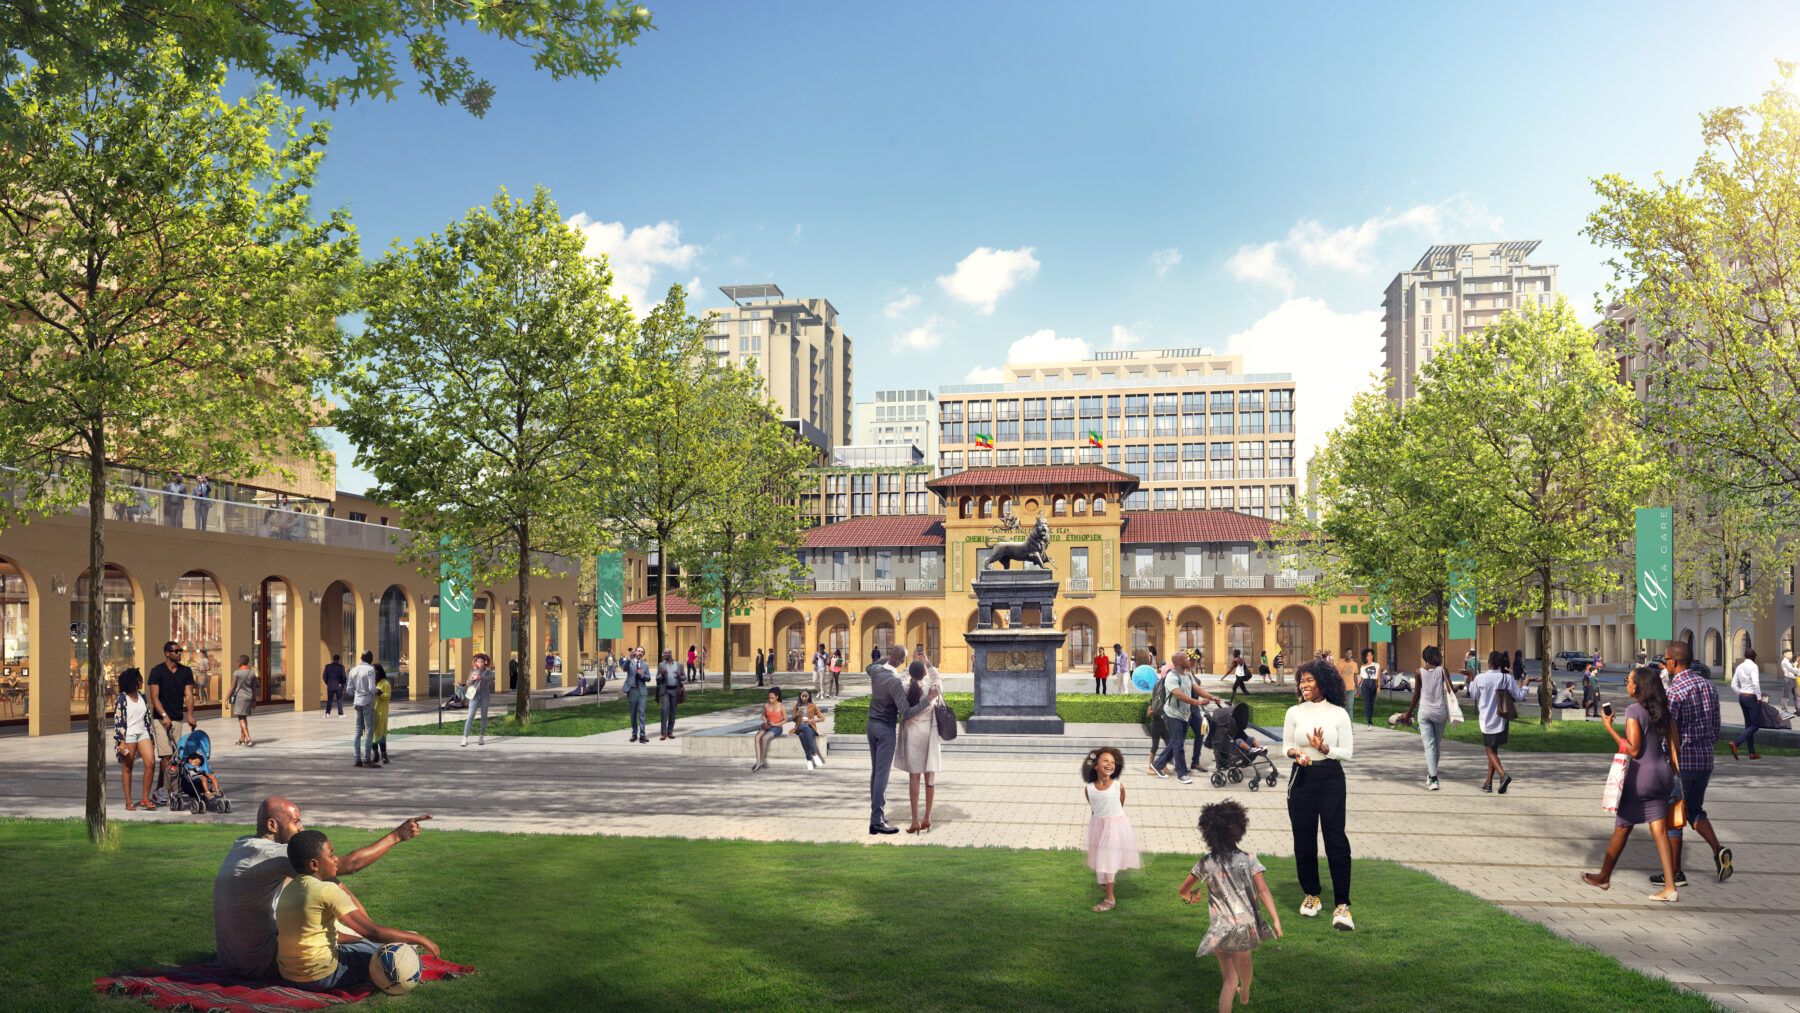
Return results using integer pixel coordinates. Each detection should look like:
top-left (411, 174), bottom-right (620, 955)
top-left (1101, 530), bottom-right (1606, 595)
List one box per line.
top-left (965, 569), bottom-right (1066, 734)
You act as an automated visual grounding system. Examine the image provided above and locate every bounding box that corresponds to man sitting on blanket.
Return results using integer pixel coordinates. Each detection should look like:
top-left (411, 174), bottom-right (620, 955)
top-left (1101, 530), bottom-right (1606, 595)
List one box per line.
top-left (212, 797), bottom-right (429, 979)
top-left (277, 830), bottom-right (440, 991)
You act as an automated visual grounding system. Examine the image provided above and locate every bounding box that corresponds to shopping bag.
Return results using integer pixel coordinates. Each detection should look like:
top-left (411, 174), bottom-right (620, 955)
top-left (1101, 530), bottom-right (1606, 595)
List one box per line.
top-left (1601, 752), bottom-right (1630, 814)
top-left (1445, 673), bottom-right (1466, 726)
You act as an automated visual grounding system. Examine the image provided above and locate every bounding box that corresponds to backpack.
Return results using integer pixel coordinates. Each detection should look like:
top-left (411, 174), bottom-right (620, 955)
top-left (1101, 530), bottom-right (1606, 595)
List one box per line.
top-left (1149, 673), bottom-right (1171, 716)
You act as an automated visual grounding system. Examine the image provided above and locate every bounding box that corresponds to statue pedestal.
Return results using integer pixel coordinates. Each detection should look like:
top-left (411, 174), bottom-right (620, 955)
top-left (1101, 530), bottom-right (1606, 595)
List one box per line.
top-left (965, 570), bottom-right (1066, 735)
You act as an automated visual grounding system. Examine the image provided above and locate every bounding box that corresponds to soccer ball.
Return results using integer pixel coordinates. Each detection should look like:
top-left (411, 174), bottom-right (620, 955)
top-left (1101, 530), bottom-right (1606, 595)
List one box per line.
top-left (369, 942), bottom-right (422, 995)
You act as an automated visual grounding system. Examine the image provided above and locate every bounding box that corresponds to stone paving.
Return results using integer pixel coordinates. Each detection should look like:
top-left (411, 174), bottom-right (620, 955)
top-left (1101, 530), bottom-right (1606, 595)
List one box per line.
top-left (2, 682), bottom-right (1795, 1011)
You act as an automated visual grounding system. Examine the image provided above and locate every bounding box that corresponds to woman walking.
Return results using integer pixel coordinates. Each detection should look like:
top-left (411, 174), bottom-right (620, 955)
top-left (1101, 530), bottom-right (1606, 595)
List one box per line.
top-left (461, 652), bottom-right (494, 747)
top-left (1357, 648), bottom-right (1381, 727)
top-left (754, 648), bottom-right (766, 688)
top-left (370, 666), bottom-right (392, 764)
top-left (1402, 646), bottom-right (1454, 791)
top-left (228, 654), bottom-right (257, 746)
top-left (751, 688), bottom-right (786, 772)
top-left (112, 668), bottom-right (155, 810)
top-left (1283, 659), bottom-right (1357, 930)
top-left (792, 689), bottom-right (825, 770)
top-left (1468, 651), bottom-right (1538, 793)
top-left (1582, 665), bottom-right (1681, 901)
top-left (895, 658), bottom-right (943, 833)
top-left (1729, 649), bottom-right (1763, 760)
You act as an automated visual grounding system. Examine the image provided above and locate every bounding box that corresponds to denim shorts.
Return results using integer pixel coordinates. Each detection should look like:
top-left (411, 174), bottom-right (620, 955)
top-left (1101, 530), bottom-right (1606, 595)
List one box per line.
top-left (1668, 769), bottom-right (1710, 836)
top-left (286, 940), bottom-right (380, 992)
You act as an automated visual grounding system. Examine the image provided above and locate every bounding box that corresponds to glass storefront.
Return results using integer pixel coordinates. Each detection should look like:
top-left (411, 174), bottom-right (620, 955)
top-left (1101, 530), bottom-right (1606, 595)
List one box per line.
top-left (253, 578), bottom-right (290, 703)
top-left (171, 572), bottom-right (222, 703)
top-left (544, 599), bottom-right (562, 683)
top-left (71, 565), bottom-right (136, 717)
top-left (378, 586), bottom-right (410, 686)
top-left (1, 560), bottom-right (29, 719)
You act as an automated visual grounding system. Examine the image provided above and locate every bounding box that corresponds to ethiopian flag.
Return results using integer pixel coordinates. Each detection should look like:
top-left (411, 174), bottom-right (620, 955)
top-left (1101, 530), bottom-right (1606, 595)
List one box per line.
top-left (974, 432), bottom-right (995, 448)
top-left (1086, 430), bottom-right (1104, 448)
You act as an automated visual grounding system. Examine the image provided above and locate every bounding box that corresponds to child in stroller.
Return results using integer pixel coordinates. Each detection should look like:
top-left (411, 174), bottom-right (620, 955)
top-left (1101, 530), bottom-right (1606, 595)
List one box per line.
top-left (1202, 702), bottom-right (1280, 791)
top-left (168, 728), bottom-right (231, 814)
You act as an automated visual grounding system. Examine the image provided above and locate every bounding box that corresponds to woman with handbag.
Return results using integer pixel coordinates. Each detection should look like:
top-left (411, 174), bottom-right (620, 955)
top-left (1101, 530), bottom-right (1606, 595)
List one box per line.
top-left (228, 654), bottom-right (257, 747)
top-left (1582, 665), bottom-right (1681, 901)
top-left (1401, 645), bottom-right (1458, 791)
top-left (1468, 651), bottom-right (1537, 794)
top-left (894, 658), bottom-right (943, 833)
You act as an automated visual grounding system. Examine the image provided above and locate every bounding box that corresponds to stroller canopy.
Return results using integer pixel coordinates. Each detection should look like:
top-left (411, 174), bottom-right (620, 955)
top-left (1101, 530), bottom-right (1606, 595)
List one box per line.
top-left (176, 728), bottom-right (212, 764)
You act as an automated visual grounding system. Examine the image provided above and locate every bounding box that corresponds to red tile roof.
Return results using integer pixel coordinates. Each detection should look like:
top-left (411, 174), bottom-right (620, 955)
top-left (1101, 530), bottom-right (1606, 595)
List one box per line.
top-left (1120, 510), bottom-right (1274, 544)
top-left (803, 516), bottom-right (945, 548)
top-left (925, 465), bottom-right (1140, 492)
top-left (622, 592), bottom-right (701, 617)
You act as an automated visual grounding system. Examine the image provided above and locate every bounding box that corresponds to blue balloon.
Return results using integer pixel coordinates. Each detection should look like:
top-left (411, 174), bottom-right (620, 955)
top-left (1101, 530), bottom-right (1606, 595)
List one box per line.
top-left (1131, 665), bottom-right (1159, 691)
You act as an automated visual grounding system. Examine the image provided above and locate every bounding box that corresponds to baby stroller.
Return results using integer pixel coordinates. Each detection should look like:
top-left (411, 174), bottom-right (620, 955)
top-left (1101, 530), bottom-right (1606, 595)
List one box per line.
top-left (168, 728), bottom-right (231, 814)
top-left (1202, 702), bottom-right (1280, 791)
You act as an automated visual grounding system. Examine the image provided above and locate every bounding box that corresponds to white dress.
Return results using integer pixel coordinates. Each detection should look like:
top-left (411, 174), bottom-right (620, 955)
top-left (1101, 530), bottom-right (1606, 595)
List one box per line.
top-left (1084, 780), bottom-right (1141, 881)
top-left (893, 670), bottom-right (942, 775)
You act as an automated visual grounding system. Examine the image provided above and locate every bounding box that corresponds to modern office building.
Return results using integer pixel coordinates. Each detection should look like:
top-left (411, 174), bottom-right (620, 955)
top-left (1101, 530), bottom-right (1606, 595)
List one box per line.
top-left (703, 284), bottom-right (854, 452)
top-left (854, 388), bottom-right (937, 461)
top-left (1381, 241), bottom-right (1560, 402)
top-left (933, 349), bottom-right (1299, 519)
top-left (796, 444), bottom-right (934, 528)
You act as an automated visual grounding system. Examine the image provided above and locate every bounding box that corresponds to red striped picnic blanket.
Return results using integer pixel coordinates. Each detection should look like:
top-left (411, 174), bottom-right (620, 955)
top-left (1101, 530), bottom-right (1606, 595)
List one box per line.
top-left (94, 955), bottom-right (474, 1011)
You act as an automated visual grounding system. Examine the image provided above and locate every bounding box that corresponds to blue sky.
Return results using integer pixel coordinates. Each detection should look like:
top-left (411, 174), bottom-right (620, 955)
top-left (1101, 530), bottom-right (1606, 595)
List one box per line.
top-left (310, 1), bottom-right (1800, 493)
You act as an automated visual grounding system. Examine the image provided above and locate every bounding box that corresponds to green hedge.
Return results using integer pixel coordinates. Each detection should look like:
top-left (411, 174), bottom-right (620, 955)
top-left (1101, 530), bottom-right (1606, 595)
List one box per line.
top-left (832, 692), bottom-right (1154, 734)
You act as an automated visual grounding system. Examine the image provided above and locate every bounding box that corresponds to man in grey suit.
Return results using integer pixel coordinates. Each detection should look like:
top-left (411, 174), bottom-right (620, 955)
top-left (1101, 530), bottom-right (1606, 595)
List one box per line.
top-left (622, 647), bottom-right (651, 743)
top-left (866, 645), bottom-right (938, 835)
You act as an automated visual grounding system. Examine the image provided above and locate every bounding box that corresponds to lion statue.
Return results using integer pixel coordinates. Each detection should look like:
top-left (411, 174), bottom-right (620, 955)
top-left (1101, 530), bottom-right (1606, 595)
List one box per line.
top-left (984, 515), bottom-right (1053, 569)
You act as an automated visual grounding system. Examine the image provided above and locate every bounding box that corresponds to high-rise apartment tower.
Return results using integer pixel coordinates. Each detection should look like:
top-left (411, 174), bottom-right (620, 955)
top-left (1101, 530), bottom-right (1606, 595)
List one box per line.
top-left (1381, 241), bottom-right (1559, 401)
top-left (704, 284), bottom-right (854, 451)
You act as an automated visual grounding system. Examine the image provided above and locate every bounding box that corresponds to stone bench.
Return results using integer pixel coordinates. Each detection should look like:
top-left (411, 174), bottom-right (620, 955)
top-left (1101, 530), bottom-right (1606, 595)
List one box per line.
top-left (679, 719), bottom-right (828, 758)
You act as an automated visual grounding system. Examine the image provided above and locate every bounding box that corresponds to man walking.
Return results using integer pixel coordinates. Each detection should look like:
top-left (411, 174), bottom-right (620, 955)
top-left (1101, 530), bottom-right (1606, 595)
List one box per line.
top-left (1662, 640), bottom-right (1733, 886)
top-left (1152, 652), bottom-right (1213, 783)
top-left (146, 641), bottom-right (197, 807)
top-left (1729, 649), bottom-right (1765, 760)
top-left (623, 647), bottom-right (651, 742)
top-left (1181, 651), bottom-right (1214, 773)
top-left (1782, 649), bottom-right (1800, 715)
top-left (812, 644), bottom-right (828, 699)
top-left (347, 652), bottom-right (378, 768)
top-left (321, 654), bottom-right (346, 716)
top-left (866, 645), bottom-right (938, 835)
top-left (656, 649), bottom-right (682, 739)
top-left (1112, 643), bottom-right (1128, 692)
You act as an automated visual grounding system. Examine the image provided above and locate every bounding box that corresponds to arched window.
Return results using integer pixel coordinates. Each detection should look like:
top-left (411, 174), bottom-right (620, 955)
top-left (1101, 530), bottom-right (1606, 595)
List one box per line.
top-left (1052, 496), bottom-right (1067, 516)
top-left (999, 496), bottom-right (1013, 517)
top-left (1073, 497), bottom-right (1087, 515)
top-left (1094, 496), bottom-right (1108, 516)
top-left (959, 497), bottom-right (972, 518)
top-left (980, 497), bottom-right (993, 518)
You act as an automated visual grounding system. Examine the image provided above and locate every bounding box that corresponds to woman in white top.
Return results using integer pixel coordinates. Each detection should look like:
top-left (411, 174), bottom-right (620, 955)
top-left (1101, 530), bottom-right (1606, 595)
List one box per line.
top-left (110, 668), bottom-right (154, 811)
top-left (1282, 659), bottom-right (1357, 931)
top-left (894, 658), bottom-right (943, 833)
top-left (1402, 645), bottom-right (1454, 791)
top-left (1356, 648), bottom-right (1382, 727)
top-left (1468, 651), bottom-right (1538, 793)
top-left (1729, 649), bottom-right (1764, 760)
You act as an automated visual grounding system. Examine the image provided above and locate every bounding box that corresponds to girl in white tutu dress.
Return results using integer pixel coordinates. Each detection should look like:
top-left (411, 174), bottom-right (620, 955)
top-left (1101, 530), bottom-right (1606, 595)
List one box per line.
top-left (1082, 746), bottom-right (1142, 911)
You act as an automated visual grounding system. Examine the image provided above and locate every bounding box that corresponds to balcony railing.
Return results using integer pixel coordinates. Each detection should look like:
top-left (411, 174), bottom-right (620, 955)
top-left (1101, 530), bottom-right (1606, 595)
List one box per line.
top-left (1224, 575), bottom-right (1265, 589)
top-left (812, 579), bottom-right (851, 593)
top-left (1127, 576), bottom-right (1157, 589)
top-left (1065, 578), bottom-right (1091, 592)
top-left (1273, 575), bottom-right (1315, 588)
top-left (860, 578), bottom-right (896, 592)
top-left (904, 578), bottom-right (940, 592)
top-left (1177, 576), bottom-right (1216, 589)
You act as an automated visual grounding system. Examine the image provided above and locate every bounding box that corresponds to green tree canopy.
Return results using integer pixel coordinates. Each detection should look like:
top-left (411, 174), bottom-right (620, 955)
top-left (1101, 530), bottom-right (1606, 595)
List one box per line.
top-left (0, 0), bottom-right (655, 128)
top-left (333, 186), bottom-right (635, 723)
top-left (0, 42), bottom-right (358, 841)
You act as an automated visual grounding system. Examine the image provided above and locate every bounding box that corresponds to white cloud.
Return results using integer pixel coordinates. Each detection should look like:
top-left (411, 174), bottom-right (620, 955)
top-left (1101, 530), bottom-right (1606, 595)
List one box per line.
top-left (1006, 328), bottom-right (1090, 363)
top-left (937, 246), bottom-right (1040, 314)
top-left (1226, 241), bottom-right (1296, 293)
top-left (565, 213), bottom-right (702, 314)
top-left (1109, 324), bottom-right (1143, 349)
top-left (1221, 298), bottom-right (1384, 483)
top-left (964, 365), bottom-right (1005, 383)
top-left (791, 223), bottom-right (803, 243)
top-left (883, 292), bottom-right (922, 319)
top-left (1227, 196), bottom-right (1503, 291)
top-left (895, 316), bottom-right (948, 351)
top-left (1151, 248), bottom-right (1182, 277)
top-left (685, 276), bottom-right (702, 300)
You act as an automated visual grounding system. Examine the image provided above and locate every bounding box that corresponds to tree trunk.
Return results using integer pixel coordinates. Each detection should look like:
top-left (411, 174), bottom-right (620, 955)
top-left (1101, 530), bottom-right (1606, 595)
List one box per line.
top-left (514, 523), bottom-right (532, 723)
top-left (85, 435), bottom-right (108, 844)
top-left (654, 530), bottom-right (667, 668)
top-left (719, 588), bottom-right (733, 691)
top-left (1538, 568), bottom-right (1555, 726)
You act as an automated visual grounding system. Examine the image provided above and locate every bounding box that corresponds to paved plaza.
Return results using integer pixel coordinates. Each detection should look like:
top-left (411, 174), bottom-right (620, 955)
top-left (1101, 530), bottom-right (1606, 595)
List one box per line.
top-left (3, 683), bottom-right (1796, 1011)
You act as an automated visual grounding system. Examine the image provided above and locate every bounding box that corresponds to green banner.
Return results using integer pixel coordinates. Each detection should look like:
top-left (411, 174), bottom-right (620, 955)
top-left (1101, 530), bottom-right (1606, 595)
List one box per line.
top-left (1448, 557), bottom-right (1476, 642)
top-left (597, 550), bottom-right (624, 640)
top-left (1368, 591), bottom-right (1392, 644)
top-left (438, 543), bottom-right (474, 640)
top-left (1635, 507), bottom-right (1673, 642)
top-left (701, 562), bottom-right (723, 629)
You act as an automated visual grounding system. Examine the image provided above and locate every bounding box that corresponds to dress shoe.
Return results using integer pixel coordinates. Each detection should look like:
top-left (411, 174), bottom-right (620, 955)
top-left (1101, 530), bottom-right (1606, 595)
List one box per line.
top-left (1729, 741), bottom-right (1739, 760)
top-left (869, 823), bottom-right (900, 835)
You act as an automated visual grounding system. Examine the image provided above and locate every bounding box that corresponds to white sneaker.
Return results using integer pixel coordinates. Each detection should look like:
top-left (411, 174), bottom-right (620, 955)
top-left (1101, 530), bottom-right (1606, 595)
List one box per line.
top-left (814, 754), bottom-right (824, 767)
top-left (1427, 778), bottom-right (1440, 791)
top-left (478, 735), bottom-right (485, 745)
top-left (155, 788), bottom-right (169, 806)
top-left (805, 757), bottom-right (815, 770)
top-left (1333, 904), bottom-right (1355, 931)
top-left (460, 737), bottom-right (468, 747)
top-left (1299, 895), bottom-right (1322, 918)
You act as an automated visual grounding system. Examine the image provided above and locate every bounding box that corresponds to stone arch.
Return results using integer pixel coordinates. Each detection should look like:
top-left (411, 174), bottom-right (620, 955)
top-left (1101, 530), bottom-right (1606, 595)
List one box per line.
top-left (903, 608), bottom-right (941, 666)
top-left (71, 562), bottom-right (143, 715)
top-left (1226, 603), bottom-right (1264, 669)
top-left (1094, 495), bottom-right (1108, 516)
top-left (1062, 605), bottom-right (1098, 673)
top-left (254, 575), bottom-right (299, 703)
top-left (770, 606), bottom-right (806, 673)
top-left (978, 496), bottom-right (992, 518)
top-left (1733, 627), bottom-right (1752, 665)
top-left (0, 555), bottom-right (38, 721)
top-left (1702, 628), bottom-right (1723, 668)
top-left (1176, 605), bottom-right (1212, 668)
top-left (1052, 496), bottom-right (1067, 517)
top-left (1072, 495), bottom-right (1087, 515)
top-left (1127, 605), bottom-right (1163, 666)
top-left (1276, 605), bottom-right (1314, 665)
top-left (321, 579), bottom-right (362, 670)
top-left (959, 496), bottom-right (973, 519)
top-left (171, 570), bottom-right (226, 703)
top-left (378, 584), bottom-right (419, 687)
top-left (998, 495), bottom-right (1013, 518)
top-left (816, 606), bottom-right (850, 662)
top-left (860, 606), bottom-right (896, 663)
top-left (543, 595), bottom-right (567, 686)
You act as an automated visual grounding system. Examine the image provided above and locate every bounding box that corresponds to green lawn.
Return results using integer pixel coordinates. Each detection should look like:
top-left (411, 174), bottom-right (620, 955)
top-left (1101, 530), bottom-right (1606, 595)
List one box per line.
top-left (835, 691), bottom-right (1798, 756)
top-left (2, 819), bottom-right (1716, 1012)
top-left (395, 688), bottom-right (769, 737)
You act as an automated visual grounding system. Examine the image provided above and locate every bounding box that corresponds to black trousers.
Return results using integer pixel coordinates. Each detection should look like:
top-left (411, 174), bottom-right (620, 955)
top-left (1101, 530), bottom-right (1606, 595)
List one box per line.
top-left (1287, 759), bottom-right (1351, 907)
top-left (1094, 677), bottom-right (1107, 694)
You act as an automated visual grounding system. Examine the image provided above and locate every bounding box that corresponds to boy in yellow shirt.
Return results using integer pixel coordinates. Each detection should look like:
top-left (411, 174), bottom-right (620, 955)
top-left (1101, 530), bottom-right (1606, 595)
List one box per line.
top-left (275, 829), bottom-right (439, 991)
